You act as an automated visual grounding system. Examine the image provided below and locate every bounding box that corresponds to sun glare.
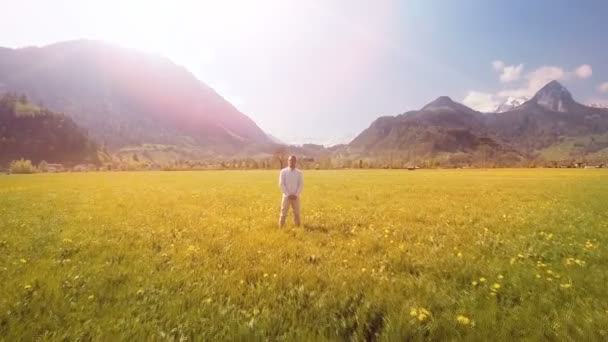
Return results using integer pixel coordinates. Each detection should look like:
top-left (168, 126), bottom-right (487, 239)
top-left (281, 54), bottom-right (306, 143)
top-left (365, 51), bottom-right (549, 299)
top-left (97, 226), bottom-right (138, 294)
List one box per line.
top-left (109, 0), bottom-right (288, 54)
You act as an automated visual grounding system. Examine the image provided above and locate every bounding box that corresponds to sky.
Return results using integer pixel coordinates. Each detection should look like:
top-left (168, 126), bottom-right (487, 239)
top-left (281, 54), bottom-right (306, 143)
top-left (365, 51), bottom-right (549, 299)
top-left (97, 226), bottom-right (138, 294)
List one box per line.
top-left (1, 0), bottom-right (608, 145)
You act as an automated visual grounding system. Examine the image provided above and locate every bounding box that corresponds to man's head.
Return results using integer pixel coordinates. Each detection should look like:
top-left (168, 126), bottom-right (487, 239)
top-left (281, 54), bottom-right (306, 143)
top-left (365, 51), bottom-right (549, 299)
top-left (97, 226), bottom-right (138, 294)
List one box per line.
top-left (288, 155), bottom-right (297, 169)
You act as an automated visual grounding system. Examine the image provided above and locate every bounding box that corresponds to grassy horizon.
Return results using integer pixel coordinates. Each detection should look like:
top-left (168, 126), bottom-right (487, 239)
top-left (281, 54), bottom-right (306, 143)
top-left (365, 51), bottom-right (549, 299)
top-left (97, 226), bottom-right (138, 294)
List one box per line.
top-left (1, 169), bottom-right (607, 340)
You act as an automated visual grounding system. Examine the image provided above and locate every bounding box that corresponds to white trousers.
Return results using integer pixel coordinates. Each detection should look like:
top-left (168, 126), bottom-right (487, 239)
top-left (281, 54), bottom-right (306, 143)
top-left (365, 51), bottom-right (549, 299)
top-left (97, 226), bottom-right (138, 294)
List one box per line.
top-left (279, 196), bottom-right (300, 227)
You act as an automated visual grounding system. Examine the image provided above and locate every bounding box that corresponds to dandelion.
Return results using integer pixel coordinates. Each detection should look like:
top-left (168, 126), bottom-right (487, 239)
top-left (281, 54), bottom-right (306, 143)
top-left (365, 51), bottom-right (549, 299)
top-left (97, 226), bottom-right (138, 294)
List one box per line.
top-left (263, 273), bottom-right (269, 278)
top-left (560, 283), bottom-right (572, 289)
top-left (585, 241), bottom-right (594, 250)
top-left (471, 281), bottom-right (478, 286)
top-left (361, 268), bottom-right (366, 273)
top-left (497, 274), bottom-right (504, 279)
top-left (492, 283), bottom-right (501, 290)
top-left (88, 295), bottom-right (95, 300)
top-left (457, 252), bottom-right (463, 258)
top-left (574, 259), bottom-right (586, 266)
top-left (417, 308), bottom-right (430, 321)
top-left (479, 277), bottom-right (486, 283)
top-left (187, 245), bottom-right (196, 252)
top-left (410, 307), bottom-right (430, 321)
top-left (517, 253), bottom-right (525, 258)
top-left (24, 284), bottom-right (32, 290)
top-left (19, 258), bottom-right (27, 264)
top-left (456, 315), bottom-right (471, 325)
top-left (535, 274), bottom-right (541, 279)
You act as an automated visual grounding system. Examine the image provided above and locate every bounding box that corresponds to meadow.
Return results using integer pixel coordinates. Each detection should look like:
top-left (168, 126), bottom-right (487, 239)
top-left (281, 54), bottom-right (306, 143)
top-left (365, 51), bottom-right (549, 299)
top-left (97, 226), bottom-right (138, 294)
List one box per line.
top-left (0, 169), bottom-right (607, 341)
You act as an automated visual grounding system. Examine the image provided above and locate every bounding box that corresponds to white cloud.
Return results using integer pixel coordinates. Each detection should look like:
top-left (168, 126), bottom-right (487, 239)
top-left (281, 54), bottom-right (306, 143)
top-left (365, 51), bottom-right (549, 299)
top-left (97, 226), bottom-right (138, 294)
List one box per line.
top-left (498, 64), bottom-right (592, 98)
top-left (465, 61), bottom-right (595, 110)
top-left (499, 64), bottom-right (524, 83)
top-left (491, 60), bottom-right (524, 83)
top-left (597, 82), bottom-right (608, 93)
top-left (462, 91), bottom-right (500, 112)
top-left (574, 64), bottom-right (592, 79)
top-left (525, 66), bottom-right (566, 93)
top-left (492, 60), bottom-right (505, 71)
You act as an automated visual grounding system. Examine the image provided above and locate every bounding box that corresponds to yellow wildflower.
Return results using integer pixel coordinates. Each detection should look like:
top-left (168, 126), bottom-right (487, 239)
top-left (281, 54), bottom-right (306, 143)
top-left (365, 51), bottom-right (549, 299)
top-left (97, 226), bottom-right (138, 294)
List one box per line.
top-left (560, 283), bottom-right (572, 289)
top-left (456, 315), bottom-right (471, 325)
top-left (497, 274), bottom-right (504, 279)
top-left (20, 258), bottom-right (27, 264)
top-left (410, 307), bottom-right (431, 321)
top-left (492, 283), bottom-right (501, 290)
top-left (471, 281), bottom-right (478, 286)
top-left (479, 277), bottom-right (486, 283)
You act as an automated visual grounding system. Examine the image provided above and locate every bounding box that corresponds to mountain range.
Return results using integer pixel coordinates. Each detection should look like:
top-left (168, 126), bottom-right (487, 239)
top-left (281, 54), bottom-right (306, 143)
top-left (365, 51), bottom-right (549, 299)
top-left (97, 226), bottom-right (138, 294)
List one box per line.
top-left (348, 81), bottom-right (608, 165)
top-left (1, 40), bottom-right (608, 166)
top-left (0, 40), bottom-right (275, 157)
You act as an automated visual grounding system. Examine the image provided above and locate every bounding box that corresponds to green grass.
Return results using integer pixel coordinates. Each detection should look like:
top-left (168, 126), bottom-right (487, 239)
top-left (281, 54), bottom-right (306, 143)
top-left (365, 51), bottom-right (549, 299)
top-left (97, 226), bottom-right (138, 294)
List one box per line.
top-left (537, 134), bottom-right (608, 161)
top-left (0, 170), bottom-right (607, 340)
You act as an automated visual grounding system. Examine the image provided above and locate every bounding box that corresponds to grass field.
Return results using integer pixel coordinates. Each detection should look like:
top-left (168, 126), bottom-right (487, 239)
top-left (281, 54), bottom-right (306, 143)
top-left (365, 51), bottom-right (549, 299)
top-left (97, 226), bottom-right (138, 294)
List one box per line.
top-left (1, 169), bottom-right (607, 341)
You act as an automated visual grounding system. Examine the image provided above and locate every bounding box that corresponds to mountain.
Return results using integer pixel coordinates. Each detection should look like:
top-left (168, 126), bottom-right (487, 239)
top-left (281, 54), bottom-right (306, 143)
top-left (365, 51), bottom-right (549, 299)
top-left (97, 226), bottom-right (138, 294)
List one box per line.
top-left (588, 102), bottom-right (608, 109)
top-left (349, 81), bottom-right (608, 165)
top-left (0, 93), bottom-right (98, 166)
top-left (349, 96), bottom-right (509, 164)
top-left (485, 81), bottom-right (608, 159)
top-left (0, 40), bottom-right (274, 156)
top-left (493, 96), bottom-right (529, 113)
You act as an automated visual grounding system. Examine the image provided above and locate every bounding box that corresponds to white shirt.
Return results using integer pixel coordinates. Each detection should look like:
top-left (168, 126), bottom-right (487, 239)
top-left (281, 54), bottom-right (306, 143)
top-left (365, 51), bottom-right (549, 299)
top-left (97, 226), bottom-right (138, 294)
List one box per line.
top-left (279, 167), bottom-right (303, 197)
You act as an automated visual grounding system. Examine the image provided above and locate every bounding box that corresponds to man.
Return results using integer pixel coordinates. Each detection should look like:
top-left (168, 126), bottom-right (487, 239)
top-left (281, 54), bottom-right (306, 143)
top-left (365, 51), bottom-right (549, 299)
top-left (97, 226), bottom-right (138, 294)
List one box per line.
top-left (279, 155), bottom-right (303, 228)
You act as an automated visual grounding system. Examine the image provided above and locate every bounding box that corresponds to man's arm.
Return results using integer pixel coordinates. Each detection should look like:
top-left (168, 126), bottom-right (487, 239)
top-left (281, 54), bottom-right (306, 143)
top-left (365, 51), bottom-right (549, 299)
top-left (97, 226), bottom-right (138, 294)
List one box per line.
top-left (295, 171), bottom-right (303, 196)
top-left (279, 170), bottom-right (289, 195)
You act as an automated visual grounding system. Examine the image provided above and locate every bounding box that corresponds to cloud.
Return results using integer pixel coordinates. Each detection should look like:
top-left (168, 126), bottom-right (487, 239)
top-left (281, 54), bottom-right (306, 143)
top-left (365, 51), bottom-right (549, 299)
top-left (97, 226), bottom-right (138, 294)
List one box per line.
top-left (462, 91), bottom-right (500, 112)
top-left (491, 60), bottom-right (524, 83)
top-left (597, 82), bottom-right (608, 93)
top-left (523, 66), bottom-right (566, 94)
top-left (574, 64), bottom-right (592, 79)
top-left (463, 61), bottom-right (595, 111)
top-left (499, 64), bottom-right (592, 98)
top-left (492, 60), bottom-right (505, 71)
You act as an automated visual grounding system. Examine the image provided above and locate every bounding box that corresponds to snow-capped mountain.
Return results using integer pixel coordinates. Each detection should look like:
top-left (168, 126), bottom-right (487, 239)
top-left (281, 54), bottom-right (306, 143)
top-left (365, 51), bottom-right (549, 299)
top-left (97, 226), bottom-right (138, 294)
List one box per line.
top-left (587, 102), bottom-right (608, 109)
top-left (493, 96), bottom-right (529, 113)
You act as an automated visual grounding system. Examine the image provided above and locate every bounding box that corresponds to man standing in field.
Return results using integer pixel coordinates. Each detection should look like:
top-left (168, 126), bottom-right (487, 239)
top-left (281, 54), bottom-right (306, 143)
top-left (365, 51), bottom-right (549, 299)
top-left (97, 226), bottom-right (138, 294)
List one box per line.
top-left (279, 155), bottom-right (303, 228)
